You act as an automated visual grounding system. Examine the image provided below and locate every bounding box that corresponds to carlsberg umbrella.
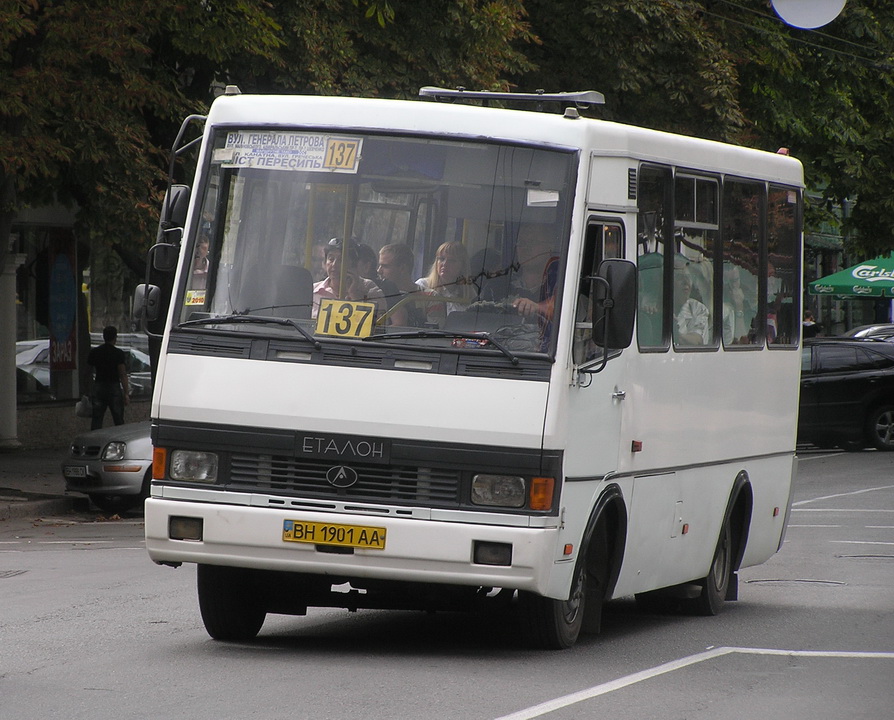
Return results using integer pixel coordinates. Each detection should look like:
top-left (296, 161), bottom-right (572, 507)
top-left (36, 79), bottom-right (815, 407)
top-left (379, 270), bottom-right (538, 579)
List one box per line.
top-left (808, 256), bottom-right (894, 298)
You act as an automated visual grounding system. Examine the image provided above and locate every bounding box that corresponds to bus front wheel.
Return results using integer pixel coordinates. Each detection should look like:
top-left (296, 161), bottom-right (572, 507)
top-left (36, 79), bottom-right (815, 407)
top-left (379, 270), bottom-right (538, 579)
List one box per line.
top-left (197, 564), bottom-right (267, 641)
top-left (517, 560), bottom-right (586, 649)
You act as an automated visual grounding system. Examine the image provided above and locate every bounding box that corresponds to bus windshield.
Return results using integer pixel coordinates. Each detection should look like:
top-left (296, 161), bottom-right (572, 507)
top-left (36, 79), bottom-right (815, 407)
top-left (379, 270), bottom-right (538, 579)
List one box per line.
top-left (177, 130), bottom-right (576, 357)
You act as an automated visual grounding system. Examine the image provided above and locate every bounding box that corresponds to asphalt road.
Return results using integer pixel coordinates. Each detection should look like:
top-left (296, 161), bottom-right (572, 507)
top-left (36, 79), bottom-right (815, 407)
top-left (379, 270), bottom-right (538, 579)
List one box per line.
top-left (1, 448), bottom-right (891, 720)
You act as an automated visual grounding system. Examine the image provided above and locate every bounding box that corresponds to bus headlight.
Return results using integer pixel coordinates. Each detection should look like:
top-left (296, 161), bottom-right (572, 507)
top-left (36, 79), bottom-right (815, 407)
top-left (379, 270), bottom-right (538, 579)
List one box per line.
top-left (169, 450), bottom-right (218, 483)
top-left (471, 474), bottom-right (526, 508)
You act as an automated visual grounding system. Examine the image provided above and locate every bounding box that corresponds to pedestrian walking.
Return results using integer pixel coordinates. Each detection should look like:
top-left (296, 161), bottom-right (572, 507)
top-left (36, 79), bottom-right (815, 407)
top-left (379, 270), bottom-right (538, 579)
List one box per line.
top-left (86, 325), bottom-right (130, 429)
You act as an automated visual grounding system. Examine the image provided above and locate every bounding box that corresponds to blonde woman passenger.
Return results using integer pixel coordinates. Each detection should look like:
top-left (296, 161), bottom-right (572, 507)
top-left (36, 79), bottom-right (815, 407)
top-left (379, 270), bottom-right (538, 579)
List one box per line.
top-left (416, 241), bottom-right (472, 325)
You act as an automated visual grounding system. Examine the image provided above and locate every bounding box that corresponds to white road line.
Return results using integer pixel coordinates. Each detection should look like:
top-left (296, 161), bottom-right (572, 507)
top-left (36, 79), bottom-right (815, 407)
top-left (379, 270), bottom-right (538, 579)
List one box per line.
top-left (792, 485), bottom-right (894, 507)
top-left (830, 540), bottom-right (894, 546)
top-left (492, 647), bottom-right (894, 720)
top-left (792, 508), bottom-right (894, 513)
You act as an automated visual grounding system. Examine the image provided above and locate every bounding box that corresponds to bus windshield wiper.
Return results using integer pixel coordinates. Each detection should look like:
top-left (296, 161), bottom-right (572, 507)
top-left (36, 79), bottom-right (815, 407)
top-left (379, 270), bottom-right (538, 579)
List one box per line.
top-left (178, 314), bottom-right (321, 349)
top-left (363, 329), bottom-right (518, 365)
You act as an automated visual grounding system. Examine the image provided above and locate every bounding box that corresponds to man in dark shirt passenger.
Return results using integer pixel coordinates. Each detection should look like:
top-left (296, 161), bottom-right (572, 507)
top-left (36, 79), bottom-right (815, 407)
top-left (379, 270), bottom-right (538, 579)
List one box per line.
top-left (87, 325), bottom-right (130, 429)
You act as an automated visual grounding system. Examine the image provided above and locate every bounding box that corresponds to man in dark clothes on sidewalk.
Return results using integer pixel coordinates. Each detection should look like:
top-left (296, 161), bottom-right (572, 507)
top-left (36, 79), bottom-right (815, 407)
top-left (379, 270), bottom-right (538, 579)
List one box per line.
top-left (87, 326), bottom-right (130, 429)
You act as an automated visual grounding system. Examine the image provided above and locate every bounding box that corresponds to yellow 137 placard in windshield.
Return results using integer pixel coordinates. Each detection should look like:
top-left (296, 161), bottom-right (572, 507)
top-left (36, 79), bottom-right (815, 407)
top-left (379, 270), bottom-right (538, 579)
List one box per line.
top-left (315, 299), bottom-right (376, 338)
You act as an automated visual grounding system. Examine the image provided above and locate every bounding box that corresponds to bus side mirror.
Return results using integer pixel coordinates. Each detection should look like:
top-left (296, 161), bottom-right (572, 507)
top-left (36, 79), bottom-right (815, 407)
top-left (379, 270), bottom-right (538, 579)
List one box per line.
top-left (133, 283), bottom-right (162, 323)
top-left (152, 243), bottom-right (180, 272)
top-left (161, 184), bottom-right (190, 234)
top-left (153, 184), bottom-right (191, 271)
top-left (594, 259), bottom-right (636, 349)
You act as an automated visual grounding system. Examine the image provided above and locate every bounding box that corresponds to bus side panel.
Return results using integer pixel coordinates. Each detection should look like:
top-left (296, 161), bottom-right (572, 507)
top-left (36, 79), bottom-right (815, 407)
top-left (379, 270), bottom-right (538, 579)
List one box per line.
top-left (611, 454), bottom-right (791, 598)
top-left (618, 349), bottom-right (800, 473)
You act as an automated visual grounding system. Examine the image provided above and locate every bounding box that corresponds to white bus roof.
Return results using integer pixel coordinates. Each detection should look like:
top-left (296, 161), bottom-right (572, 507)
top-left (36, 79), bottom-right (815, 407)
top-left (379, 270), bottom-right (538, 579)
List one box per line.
top-left (206, 92), bottom-right (804, 187)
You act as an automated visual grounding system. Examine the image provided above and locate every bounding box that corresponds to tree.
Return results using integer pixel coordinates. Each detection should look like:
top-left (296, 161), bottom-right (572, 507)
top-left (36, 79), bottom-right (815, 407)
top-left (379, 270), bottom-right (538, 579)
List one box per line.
top-left (228, 0), bottom-right (534, 97)
top-left (0, 0), bottom-right (283, 277)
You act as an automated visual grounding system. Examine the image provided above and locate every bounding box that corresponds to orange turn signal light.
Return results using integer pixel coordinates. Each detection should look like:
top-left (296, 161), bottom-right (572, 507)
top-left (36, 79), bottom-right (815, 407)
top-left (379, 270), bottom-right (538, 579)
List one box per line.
top-left (153, 447), bottom-right (167, 480)
top-left (529, 477), bottom-right (555, 511)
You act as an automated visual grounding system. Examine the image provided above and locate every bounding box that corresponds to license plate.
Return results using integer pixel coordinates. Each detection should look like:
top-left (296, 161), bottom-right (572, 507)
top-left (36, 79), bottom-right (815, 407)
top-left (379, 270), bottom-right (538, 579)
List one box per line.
top-left (63, 465), bottom-right (87, 478)
top-left (282, 519), bottom-right (386, 550)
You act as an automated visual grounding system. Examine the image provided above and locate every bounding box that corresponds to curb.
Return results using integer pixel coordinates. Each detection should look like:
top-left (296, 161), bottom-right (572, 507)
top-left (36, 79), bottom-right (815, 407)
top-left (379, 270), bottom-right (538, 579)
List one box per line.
top-left (0, 495), bottom-right (85, 522)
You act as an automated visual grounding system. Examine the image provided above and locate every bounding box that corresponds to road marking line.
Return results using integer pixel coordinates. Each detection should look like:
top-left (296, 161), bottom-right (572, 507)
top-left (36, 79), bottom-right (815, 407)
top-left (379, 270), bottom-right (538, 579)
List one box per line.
top-left (792, 508), bottom-right (894, 513)
top-left (830, 540), bottom-right (894, 546)
top-left (792, 485), bottom-right (894, 507)
top-left (493, 647), bottom-right (894, 720)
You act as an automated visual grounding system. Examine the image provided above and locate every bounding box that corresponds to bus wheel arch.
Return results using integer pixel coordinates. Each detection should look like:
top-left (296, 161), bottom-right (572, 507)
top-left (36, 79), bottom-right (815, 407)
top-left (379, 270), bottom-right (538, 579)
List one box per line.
top-left (580, 484), bottom-right (627, 634)
top-left (518, 484), bottom-right (627, 649)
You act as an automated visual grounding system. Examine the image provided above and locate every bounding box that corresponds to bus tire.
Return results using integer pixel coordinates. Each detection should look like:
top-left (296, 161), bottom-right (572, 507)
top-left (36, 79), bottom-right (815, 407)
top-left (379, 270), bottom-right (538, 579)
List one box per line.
top-left (197, 564), bottom-right (267, 641)
top-left (517, 559), bottom-right (586, 649)
top-left (689, 517), bottom-right (732, 616)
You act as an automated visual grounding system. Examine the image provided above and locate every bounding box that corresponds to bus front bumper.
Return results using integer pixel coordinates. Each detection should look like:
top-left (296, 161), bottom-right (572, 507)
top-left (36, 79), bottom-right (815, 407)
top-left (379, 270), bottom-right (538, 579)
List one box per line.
top-left (144, 497), bottom-right (566, 597)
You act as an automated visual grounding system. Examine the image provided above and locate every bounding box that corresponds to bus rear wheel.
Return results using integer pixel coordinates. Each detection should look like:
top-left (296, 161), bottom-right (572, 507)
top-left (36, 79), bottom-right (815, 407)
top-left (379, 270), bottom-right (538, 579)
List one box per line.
top-left (689, 518), bottom-right (732, 616)
top-left (197, 565), bottom-right (267, 641)
top-left (518, 559), bottom-right (586, 649)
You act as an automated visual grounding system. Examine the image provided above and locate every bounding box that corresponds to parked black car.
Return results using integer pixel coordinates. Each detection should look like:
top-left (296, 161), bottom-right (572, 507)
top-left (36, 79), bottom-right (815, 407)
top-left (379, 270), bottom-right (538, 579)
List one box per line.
top-left (799, 338), bottom-right (894, 451)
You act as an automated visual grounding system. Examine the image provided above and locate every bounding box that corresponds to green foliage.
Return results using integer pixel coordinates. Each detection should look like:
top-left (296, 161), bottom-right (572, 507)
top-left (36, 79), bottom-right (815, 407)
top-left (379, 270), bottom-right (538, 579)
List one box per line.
top-left (0, 0), bottom-right (282, 268)
top-left (240, 1), bottom-right (533, 97)
top-left (517, 0), bottom-right (745, 140)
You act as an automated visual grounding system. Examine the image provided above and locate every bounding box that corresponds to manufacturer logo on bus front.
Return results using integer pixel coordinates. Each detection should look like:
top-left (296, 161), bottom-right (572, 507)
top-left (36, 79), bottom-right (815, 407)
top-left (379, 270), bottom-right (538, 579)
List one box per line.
top-left (326, 466), bottom-right (359, 488)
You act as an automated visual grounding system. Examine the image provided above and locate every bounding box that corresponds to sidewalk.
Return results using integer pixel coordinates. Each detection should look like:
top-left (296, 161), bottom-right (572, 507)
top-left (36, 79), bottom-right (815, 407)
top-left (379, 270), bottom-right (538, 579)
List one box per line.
top-left (0, 446), bottom-right (85, 520)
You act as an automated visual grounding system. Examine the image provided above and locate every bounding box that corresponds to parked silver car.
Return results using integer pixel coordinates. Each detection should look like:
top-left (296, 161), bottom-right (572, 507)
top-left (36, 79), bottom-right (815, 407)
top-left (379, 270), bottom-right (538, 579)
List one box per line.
top-left (62, 421), bottom-right (153, 513)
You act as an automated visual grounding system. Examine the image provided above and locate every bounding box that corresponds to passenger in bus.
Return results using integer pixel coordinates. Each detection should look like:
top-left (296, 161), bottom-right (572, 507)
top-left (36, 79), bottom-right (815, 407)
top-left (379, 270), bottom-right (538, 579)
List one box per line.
top-left (312, 238), bottom-right (385, 318)
top-left (637, 252), bottom-right (664, 346)
top-left (722, 263), bottom-right (751, 345)
top-left (416, 241), bottom-right (472, 325)
top-left (191, 236), bottom-right (210, 289)
top-left (378, 243), bottom-right (426, 327)
top-left (356, 242), bottom-right (401, 318)
top-left (673, 256), bottom-right (710, 345)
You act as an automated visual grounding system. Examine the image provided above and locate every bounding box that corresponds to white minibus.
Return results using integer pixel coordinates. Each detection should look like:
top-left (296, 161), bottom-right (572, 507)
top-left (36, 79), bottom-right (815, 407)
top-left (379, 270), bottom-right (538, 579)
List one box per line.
top-left (139, 86), bottom-right (802, 648)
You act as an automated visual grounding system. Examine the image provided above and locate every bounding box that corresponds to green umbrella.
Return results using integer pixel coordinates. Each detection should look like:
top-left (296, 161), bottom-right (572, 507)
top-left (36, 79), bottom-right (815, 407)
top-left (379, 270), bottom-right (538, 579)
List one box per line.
top-left (808, 256), bottom-right (894, 298)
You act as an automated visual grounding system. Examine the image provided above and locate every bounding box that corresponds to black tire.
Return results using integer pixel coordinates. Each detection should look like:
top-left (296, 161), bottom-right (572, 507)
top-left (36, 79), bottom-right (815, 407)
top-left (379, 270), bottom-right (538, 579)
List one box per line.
top-left (866, 405), bottom-right (894, 451)
top-left (688, 518), bottom-right (732, 616)
top-left (197, 565), bottom-right (266, 641)
top-left (518, 559), bottom-right (586, 649)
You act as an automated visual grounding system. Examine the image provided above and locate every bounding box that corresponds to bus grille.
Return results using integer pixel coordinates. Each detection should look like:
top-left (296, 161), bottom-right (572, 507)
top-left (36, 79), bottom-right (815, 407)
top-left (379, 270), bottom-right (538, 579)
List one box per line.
top-left (228, 453), bottom-right (461, 507)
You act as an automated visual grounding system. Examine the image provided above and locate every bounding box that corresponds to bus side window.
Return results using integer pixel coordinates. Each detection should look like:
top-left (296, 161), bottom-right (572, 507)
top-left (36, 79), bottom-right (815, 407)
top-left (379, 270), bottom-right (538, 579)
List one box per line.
top-left (722, 181), bottom-right (762, 346)
top-left (575, 221), bottom-right (624, 364)
top-left (767, 185), bottom-right (800, 346)
top-left (637, 165), bottom-right (672, 349)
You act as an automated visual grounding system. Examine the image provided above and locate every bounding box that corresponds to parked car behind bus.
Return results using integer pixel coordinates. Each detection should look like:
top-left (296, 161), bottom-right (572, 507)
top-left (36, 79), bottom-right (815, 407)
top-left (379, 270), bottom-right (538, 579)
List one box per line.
top-left (62, 421), bottom-right (152, 513)
top-left (799, 338), bottom-right (894, 451)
